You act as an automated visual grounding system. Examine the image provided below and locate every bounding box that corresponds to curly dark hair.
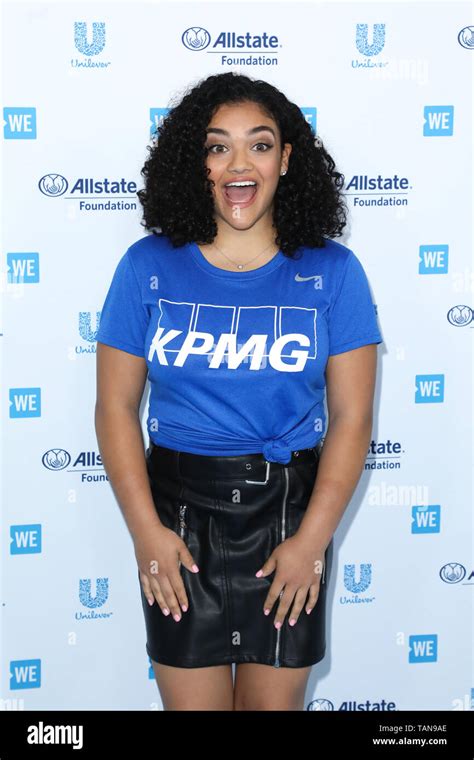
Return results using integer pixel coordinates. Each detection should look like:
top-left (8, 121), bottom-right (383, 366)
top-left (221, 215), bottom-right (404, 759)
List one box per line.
top-left (137, 71), bottom-right (348, 257)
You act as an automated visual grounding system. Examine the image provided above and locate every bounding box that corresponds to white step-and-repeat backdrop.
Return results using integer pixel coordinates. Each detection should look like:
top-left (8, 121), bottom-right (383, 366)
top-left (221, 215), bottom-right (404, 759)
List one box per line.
top-left (2, 0), bottom-right (472, 711)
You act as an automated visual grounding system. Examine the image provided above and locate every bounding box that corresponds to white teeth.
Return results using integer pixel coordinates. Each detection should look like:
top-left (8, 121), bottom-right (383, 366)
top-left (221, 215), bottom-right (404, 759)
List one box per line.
top-left (225, 181), bottom-right (257, 187)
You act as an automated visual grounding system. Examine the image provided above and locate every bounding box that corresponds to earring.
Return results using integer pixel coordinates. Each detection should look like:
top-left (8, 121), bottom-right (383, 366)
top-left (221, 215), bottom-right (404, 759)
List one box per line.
top-left (280, 170), bottom-right (287, 176)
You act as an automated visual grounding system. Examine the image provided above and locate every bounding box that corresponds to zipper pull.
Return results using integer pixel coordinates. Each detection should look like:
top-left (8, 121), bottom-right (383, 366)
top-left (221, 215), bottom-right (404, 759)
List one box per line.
top-left (178, 504), bottom-right (187, 538)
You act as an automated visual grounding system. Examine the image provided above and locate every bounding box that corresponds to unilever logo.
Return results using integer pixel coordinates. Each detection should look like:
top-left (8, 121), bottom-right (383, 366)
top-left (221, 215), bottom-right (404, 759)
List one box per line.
top-left (458, 26), bottom-right (474, 49)
top-left (355, 23), bottom-right (385, 57)
top-left (74, 22), bottom-right (106, 56)
top-left (447, 305), bottom-right (473, 327)
top-left (42, 449), bottom-right (71, 471)
top-left (340, 563), bottom-right (375, 604)
top-left (79, 312), bottom-right (100, 343)
top-left (352, 23), bottom-right (388, 71)
top-left (38, 174), bottom-right (68, 197)
top-left (79, 578), bottom-right (109, 608)
top-left (182, 27), bottom-right (211, 51)
top-left (439, 563), bottom-right (466, 584)
top-left (344, 563), bottom-right (372, 593)
top-left (77, 578), bottom-right (113, 620)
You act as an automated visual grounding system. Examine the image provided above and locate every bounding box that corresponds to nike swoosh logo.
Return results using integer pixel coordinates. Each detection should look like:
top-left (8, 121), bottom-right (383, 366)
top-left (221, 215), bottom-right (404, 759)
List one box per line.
top-left (295, 273), bottom-right (319, 282)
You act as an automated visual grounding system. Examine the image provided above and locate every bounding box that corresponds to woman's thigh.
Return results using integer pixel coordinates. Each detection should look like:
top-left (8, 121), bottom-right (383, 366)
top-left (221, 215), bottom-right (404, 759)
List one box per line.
top-left (151, 660), bottom-right (234, 711)
top-left (233, 662), bottom-right (312, 711)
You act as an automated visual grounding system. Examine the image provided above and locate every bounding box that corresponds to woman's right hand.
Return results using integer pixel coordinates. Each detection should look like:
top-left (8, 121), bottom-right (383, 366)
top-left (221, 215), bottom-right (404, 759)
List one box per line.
top-left (134, 523), bottom-right (199, 622)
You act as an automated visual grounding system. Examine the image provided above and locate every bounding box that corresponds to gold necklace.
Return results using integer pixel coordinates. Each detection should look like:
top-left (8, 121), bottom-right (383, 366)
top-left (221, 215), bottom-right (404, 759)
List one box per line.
top-left (211, 239), bottom-right (278, 270)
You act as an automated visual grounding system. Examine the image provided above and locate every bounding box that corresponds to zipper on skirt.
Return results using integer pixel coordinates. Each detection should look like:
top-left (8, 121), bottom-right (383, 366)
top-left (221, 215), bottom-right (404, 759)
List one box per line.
top-left (274, 466), bottom-right (290, 668)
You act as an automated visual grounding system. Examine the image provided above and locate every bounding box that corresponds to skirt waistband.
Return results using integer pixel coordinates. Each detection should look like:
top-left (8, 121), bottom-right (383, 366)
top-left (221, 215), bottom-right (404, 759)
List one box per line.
top-left (146, 442), bottom-right (321, 482)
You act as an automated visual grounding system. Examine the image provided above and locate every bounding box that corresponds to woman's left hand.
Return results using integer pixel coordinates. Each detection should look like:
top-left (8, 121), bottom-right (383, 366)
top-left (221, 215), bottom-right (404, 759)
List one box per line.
top-left (255, 533), bottom-right (327, 628)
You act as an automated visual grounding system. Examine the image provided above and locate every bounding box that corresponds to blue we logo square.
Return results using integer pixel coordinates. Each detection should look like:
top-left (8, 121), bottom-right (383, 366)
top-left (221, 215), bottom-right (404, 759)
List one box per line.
top-left (408, 635), bottom-right (438, 663)
top-left (423, 106), bottom-right (454, 136)
top-left (10, 524), bottom-right (42, 554)
top-left (415, 375), bottom-right (444, 403)
top-left (10, 659), bottom-right (41, 689)
top-left (7, 252), bottom-right (39, 284)
top-left (9, 388), bottom-right (41, 417)
top-left (411, 505), bottom-right (440, 534)
top-left (418, 245), bottom-right (448, 274)
top-left (3, 107), bottom-right (36, 139)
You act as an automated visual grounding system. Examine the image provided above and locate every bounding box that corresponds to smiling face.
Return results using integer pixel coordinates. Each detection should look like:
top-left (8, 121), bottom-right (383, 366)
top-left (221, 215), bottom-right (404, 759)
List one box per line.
top-left (204, 100), bottom-right (292, 232)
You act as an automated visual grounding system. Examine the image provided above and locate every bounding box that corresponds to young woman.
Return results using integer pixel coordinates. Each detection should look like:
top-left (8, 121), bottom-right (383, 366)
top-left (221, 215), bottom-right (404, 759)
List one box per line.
top-left (95, 72), bottom-right (383, 711)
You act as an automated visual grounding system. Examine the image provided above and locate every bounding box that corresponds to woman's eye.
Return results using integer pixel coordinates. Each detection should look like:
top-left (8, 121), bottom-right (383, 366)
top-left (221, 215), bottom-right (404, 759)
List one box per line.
top-left (206, 142), bottom-right (273, 154)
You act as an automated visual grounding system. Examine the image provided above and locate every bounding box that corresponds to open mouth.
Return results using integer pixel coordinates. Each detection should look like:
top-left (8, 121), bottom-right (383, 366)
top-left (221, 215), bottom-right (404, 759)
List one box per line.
top-left (223, 180), bottom-right (258, 205)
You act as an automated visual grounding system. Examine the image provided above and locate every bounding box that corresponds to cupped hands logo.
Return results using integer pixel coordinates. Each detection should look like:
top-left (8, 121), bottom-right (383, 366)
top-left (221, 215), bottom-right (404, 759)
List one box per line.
top-left (38, 174), bottom-right (68, 197)
top-left (439, 563), bottom-right (466, 584)
top-left (458, 26), bottom-right (474, 49)
top-left (447, 305), bottom-right (472, 326)
top-left (42, 449), bottom-right (71, 470)
top-left (182, 27), bottom-right (211, 51)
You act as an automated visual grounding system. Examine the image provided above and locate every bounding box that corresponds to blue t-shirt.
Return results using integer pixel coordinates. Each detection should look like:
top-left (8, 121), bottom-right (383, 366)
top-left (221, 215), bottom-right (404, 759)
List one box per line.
top-left (96, 233), bottom-right (383, 464)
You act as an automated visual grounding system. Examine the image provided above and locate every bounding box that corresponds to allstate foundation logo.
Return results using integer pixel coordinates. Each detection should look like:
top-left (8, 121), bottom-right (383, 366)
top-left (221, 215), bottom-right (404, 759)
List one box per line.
top-left (439, 563), bottom-right (466, 584)
top-left (77, 578), bottom-right (113, 620)
top-left (458, 26), bottom-right (474, 49)
top-left (42, 449), bottom-right (71, 470)
top-left (307, 699), bottom-right (334, 711)
top-left (42, 448), bottom-right (108, 484)
top-left (182, 27), bottom-right (211, 51)
top-left (37, 173), bottom-right (137, 213)
top-left (180, 26), bottom-right (280, 67)
top-left (340, 563), bottom-right (375, 604)
top-left (308, 696), bottom-right (397, 711)
top-left (353, 23), bottom-right (388, 70)
top-left (447, 305), bottom-right (473, 327)
top-left (72, 22), bottom-right (111, 68)
top-left (38, 174), bottom-right (68, 197)
top-left (345, 173), bottom-right (411, 209)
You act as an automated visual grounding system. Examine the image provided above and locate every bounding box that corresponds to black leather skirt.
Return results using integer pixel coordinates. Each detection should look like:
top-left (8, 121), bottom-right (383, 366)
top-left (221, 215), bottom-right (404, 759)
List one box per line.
top-left (138, 442), bottom-right (333, 669)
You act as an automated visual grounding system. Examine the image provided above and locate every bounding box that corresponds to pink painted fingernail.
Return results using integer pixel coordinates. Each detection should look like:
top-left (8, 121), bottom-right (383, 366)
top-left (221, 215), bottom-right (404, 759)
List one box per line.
top-left (181, 604), bottom-right (188, 612)
top-left (192, 564), bottom-right (199, 572)
top-left (306, 607), bottom-right (313, 615)
top-left (147, 598), bottom-right (154, 606)
top-left (264, 608), bottom-right (270, 615)
top-left (174, 614), bottom-right (181, 622)
top-left (275, 621), bottom-right (282, 629)
top-left (256, 570), bottom-right (263, 577)
top-left (162, 608), bottom-right (170, 615)
top-left (289, 618), bottom-right (296, 626)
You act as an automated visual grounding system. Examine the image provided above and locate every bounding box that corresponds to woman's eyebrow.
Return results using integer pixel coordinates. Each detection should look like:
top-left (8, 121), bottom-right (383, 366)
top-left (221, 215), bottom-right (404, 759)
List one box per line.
top-left (206, 125), bottom-right (276, 138)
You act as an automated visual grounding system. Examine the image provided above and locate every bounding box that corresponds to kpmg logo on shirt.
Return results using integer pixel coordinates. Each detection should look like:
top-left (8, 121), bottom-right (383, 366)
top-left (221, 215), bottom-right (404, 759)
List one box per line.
top-left (148, 301), bottom-right (317, 372)
top-left (38, 174), bottom-right (137, 213)
top-left (181, 26), bottom-right (281, 66)
top-left (72, 21), bottom-right (111, 68)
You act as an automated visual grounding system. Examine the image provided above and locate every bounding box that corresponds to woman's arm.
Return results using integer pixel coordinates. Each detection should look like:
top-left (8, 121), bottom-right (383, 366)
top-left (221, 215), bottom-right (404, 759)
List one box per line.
top-left (296, 343), bottom-right (379, 551)
top-left (95, 342), bottom-right (163, 539)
